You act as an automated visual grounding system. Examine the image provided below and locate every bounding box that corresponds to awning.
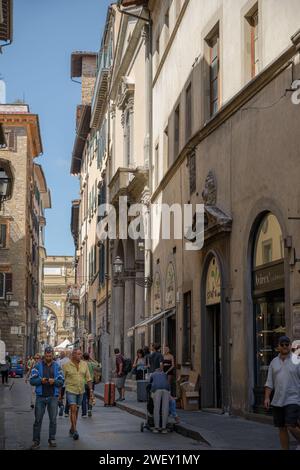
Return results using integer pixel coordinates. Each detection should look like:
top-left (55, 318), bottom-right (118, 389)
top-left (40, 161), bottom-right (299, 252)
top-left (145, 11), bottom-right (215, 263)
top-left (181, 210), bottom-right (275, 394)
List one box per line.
top-left (54, 339), bottom-right (71, 351)
top-left (127, 309), bottom-right (176, 336)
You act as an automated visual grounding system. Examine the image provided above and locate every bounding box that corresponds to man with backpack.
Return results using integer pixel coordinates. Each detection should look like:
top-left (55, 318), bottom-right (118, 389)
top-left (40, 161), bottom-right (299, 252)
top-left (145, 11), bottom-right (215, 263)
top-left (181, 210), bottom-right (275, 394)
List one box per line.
top-left (114, 348), bottom-right (131, 402)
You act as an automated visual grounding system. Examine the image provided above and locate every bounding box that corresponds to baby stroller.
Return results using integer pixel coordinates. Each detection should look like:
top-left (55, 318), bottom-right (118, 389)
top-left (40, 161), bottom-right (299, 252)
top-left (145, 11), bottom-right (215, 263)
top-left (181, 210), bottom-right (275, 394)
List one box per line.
top-left (140, 384), bottom-right (174, 433)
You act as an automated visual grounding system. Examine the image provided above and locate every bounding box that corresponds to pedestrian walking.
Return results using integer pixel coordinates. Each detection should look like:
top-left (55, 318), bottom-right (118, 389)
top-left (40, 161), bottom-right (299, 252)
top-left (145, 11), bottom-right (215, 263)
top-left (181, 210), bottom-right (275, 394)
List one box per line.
top-left (0, 356), bottom-right (10, 385)
top-left (30, 346), bottom-right (64, 450)
top-left (63, 349), bottom-right (94, 440)
top-left (162, 346), bottom-right (175, 388)
top-left (143, 346), bottom-right (151, 373)
top-left (25, 353), bottom-right (41, 408)
top-left (81, 352), bottom-right (99, 418)
top-left (114, 348), bottom-right (126, 402)
top-left (149, 367), bottom-right (170, 433)
top-left (149, 344), bottom-right (164, 373)
top-left (292, 340), bottom-right (300, 358)
top-left (264, 335), bottom-right (300, 450)
top-left (57, 351), bottom-right (70, 417)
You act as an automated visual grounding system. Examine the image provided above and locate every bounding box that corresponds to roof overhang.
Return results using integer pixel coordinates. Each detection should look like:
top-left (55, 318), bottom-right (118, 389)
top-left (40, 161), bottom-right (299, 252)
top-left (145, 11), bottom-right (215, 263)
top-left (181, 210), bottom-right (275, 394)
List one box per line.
top-left (70, 105), bottom-right (91, 175)
top-left (119, 0), bottom-right (148, 7)
top-left (34, 163), bottom-right (47, 192)
top-left (90, 68), bottom-right (109, 129)
top-left (71, 51), bottom-right (97, 78)
top-left (0, 108), bottom-right (43, 157)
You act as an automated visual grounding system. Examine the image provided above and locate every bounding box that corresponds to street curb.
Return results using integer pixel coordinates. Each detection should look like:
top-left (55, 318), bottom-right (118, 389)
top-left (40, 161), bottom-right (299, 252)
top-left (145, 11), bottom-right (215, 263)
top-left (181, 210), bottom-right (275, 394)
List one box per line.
top-left (94, 392), bottom-right (210, 446)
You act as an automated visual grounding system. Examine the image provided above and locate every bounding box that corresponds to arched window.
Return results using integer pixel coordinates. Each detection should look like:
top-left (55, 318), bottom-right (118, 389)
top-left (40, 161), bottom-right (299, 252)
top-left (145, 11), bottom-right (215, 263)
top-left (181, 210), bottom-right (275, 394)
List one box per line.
top-left (252, 213), bottom-right (285, 411)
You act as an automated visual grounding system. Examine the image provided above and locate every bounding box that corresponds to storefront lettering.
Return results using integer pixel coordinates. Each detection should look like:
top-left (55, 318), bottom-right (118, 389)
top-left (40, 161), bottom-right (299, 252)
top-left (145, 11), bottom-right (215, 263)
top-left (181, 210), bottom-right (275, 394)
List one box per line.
top-left (254, 263), bottom-right (284, 294)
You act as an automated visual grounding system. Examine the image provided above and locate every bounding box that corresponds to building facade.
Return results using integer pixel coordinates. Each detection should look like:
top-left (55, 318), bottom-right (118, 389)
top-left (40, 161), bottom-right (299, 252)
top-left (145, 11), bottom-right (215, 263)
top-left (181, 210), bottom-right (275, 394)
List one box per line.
top-left (0, 103), bottom-right (50, 358)
top-left (148, 0), bottom-right (300, 416)
top-left (68, 0), bottom-right (300, 416)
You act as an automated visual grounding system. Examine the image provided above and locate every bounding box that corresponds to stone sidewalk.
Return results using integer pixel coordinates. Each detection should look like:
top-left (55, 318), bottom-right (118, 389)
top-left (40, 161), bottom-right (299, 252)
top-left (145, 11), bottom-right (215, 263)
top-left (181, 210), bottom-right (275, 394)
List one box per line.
top-left (94, 383), bottom-right (291, 450)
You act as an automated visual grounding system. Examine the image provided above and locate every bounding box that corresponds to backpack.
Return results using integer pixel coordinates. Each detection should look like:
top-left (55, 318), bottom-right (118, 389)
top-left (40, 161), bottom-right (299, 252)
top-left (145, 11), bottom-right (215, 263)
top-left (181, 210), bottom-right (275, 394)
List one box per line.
top-left (123, 358), bottom-right (132, 375)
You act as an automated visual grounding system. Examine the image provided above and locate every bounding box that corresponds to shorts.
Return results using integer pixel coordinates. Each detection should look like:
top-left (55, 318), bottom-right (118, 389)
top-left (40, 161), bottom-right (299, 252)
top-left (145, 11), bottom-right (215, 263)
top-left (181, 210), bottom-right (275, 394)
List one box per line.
top-left (66, 392), bottom-right (83, 407)
top-left (272, 404), bottom-right (300, 428)
top-left (116, 375), bottom-right (126, 389)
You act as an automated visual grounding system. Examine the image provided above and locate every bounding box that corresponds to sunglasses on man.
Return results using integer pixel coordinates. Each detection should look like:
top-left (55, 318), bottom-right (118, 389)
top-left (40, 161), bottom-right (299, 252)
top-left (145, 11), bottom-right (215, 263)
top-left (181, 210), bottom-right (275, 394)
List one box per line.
top-left (279, 342), bottom-right (290, 347)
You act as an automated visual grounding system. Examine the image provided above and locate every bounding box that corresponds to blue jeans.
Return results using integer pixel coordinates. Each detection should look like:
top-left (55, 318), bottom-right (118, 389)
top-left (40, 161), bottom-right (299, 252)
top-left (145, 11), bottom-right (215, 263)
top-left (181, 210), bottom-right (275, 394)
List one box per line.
top-left (33, 396), bottom-right (58, 442)
top-left (66, 391), bottom-right (83, 407)
top-left (81, 386), bottom-right (92, 416)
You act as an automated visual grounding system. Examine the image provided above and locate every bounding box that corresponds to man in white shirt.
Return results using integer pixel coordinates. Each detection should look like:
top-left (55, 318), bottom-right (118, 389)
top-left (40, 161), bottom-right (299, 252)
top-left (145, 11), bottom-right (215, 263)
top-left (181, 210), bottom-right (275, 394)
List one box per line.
top-left (264, 336), bottom-right (300, 450)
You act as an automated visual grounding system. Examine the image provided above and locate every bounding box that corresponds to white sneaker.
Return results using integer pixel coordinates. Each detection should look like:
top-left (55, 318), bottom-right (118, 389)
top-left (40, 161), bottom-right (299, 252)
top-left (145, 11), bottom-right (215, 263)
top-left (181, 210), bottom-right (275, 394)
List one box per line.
top-left (152, 428), bottom-right (159, 433)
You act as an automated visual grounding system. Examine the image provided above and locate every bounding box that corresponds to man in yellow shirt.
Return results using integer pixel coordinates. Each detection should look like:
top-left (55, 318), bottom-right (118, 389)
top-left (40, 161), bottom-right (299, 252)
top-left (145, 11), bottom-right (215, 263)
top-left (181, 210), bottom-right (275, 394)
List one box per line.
top-left (63, 349), bottom-right (94, 440)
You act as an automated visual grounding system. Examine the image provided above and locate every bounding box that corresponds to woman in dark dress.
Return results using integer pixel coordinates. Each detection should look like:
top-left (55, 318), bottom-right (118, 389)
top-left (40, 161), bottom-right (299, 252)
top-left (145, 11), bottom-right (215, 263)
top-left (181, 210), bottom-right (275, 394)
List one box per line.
top-left (162, 346), bottom-right (175, 386)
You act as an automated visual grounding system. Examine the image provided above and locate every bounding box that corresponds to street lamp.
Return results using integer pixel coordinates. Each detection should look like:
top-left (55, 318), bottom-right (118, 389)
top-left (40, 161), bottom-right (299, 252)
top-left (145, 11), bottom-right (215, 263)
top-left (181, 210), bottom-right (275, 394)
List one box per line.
top-left (112, 256), bottom-right (152, 288)
top-left (113, 256), bottom-right (124, 275)
top-left (0, 167), bottom-right (12, 208)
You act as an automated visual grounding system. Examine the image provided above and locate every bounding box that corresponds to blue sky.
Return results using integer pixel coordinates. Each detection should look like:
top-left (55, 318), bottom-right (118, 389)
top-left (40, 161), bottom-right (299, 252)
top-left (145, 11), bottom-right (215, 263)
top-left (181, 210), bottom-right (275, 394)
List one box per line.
top-left (0, 0), bottom-right (112, 255)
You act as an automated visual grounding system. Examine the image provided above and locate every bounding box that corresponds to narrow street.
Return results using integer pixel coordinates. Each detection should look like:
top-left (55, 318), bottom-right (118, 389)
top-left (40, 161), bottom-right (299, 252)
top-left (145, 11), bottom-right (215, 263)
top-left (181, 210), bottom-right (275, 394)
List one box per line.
top-left (0, 379), bottom-right (206, 451)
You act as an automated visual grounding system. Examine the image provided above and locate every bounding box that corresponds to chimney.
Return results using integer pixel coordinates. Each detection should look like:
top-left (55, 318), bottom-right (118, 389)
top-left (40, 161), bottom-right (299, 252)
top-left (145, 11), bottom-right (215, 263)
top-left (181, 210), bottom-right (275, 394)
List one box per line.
top-left (71, 52), bottom-right (97, 105)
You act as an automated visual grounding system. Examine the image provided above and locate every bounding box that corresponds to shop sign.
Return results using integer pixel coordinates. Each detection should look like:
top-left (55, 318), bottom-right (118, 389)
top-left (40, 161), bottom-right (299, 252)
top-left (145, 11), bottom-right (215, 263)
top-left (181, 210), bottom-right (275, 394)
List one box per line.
top-left (253, 262), bottom-right (284, 295)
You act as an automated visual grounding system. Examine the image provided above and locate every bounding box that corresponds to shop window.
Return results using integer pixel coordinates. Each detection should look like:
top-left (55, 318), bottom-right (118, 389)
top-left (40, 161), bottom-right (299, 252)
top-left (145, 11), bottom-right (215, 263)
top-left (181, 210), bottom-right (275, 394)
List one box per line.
top-left (252, 213), bottom-right (285, 412)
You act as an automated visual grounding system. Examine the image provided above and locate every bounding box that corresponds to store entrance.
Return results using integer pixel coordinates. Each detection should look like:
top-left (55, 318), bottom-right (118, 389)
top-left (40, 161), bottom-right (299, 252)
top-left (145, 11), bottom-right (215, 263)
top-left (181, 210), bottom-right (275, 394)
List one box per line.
top-left (253, 289), bottom-right (285, 412)
top-left (167, 316), bottom-right (176, 360)
top-left (207, 303), bottom-right (222, 409)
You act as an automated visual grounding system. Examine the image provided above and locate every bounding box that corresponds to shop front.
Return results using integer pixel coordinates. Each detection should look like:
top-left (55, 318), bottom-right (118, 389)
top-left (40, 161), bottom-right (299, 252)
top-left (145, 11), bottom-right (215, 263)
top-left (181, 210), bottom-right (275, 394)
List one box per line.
top-left (252, 213), bottom-right (285, 413)
top-left (202, 255), bottom-right (223, 410)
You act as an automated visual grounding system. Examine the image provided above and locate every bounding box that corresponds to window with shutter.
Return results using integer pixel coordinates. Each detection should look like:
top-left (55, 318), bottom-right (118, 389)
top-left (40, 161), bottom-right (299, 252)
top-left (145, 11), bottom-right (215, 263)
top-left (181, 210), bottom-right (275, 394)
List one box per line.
top-left (0, 223), bottom-right (7, 248)
top-left (188, 151), bottom-right (196, 195)
top-left (5, 272), bottom-right (12, 295)
top-left (0, 0), bottom-right (12, 42)
top-left (174, 105), bottom-right (180, 157)
top-left (0, 272), bottom-right (5, 298)
top-left (208, 28), bottom-right (220, 117)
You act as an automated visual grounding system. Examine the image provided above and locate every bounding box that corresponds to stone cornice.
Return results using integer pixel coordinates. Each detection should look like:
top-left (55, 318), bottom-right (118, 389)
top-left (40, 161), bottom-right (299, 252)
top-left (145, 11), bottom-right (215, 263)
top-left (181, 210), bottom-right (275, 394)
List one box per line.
top-left (0, 113), bottom-right (43, 157)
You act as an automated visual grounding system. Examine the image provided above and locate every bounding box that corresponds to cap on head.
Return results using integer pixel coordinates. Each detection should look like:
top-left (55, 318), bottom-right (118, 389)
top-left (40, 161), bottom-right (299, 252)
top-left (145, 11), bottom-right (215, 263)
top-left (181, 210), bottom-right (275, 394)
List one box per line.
top-left (44, 346), bottom-right (54, 354)
top-left (278, 336), bottom-right (291, 344)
